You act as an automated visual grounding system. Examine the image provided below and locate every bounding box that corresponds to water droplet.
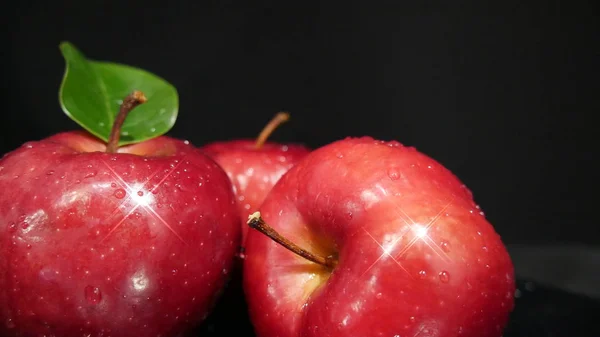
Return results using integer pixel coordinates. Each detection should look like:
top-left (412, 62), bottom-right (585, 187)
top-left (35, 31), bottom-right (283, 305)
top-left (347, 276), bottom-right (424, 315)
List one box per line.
top-left (84, 285), bottom-right (102, 304)
top-left (440, 241), bottom-right (450, 252)
top-left (111, 183), bottom-right (117, 188)
top-left (114, 189), bottom-right (126, 199)
top-left (376, 292), bottom-right (383, 299)
top-left (336, 152), bottom-right (344, 159)
top-left (5, 318), bottom-right (15, 329)
top-left (439, 271), bottom-right (450, 283)
top-left (137, 191), bottom-right (144, 197)
top-left (183, 140), bottom-right (190, 145)
top-left (150, 127), bottom-right (156, 132)
top-left (482, 246), bottom-right (488, 252)
top-left (409, 316), bottom-right (416, 323)
top-left (21, 222), bottom-right (29, 229)
top-left (418, 270), bottom-right (427, 278)
top-left (387, 167), bottom-right (400, 180)
top-left (46, 170), bottom-right (55, 175)
top-left (172, 269), bottom-right (178, 275)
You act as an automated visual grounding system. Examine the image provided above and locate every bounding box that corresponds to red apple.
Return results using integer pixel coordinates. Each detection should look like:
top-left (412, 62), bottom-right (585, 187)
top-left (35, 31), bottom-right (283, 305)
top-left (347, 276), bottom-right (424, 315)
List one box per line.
top-left (201, 112), bottom-right (310, 246)
top-left (0, 98), bottom-right (240, 335)
top-left (243, 136), bottom-right (515, 337)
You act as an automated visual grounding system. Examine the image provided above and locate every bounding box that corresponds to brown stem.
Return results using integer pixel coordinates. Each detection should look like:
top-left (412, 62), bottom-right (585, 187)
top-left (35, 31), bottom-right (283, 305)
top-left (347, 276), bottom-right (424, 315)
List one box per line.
top-left (105, 90), bottom-right (148, 153)
top-left (254, 112), bottom-right (290, 149)
top-left (247, 212), bottom-right (338, 269)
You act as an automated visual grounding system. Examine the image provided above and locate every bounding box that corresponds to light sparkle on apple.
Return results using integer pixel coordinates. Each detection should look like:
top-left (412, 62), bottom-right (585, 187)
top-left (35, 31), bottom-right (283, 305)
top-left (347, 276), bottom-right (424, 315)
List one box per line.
top-left (243, 136), bottom-right (515, 337)
top-left (0, 91), bottom-right (241, 337)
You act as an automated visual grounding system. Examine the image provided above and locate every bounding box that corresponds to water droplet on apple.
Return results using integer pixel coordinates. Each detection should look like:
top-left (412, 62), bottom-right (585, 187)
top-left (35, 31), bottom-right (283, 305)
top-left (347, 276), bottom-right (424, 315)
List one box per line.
top-left (418, 270), bottom-right (427, 278)
top-left (336, 152), bottom-right (344, 159)
top-left (84, 285), bottom-right (102, 304)
top-left (482, 246), bottom-right (488, 252)
top-left (21, 222), bottom-right (29, 229)
top-left (137, 191), bottom-right (144, 197)
top-left (440, 241), bottom-right (450, 252)
top-left (409, 316), bottom-right (416, 323)
top-left (111, 183), bottom-right (117, 188)
top-left (46, 170), bottom-right (55, 175)
top-left (387, 168), bottom-right (400, 180)
top-left (5, 318), bottom-right (15, 329)
top-left (114, 189), bottom-right (126, 199)
top-left (439, 271), bottom-right (450, 283)
top-left (376, 292), bottom-right (383, 299)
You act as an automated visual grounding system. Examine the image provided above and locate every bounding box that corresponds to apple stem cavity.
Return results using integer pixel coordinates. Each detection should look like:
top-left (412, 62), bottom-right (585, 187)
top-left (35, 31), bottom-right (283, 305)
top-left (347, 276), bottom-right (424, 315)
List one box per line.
top-left (247, 212), bottom-right (338, 269)
top-left (106, 90), bottom-right (148, 153)
top-left (254, 112), bottom-right (290, 149)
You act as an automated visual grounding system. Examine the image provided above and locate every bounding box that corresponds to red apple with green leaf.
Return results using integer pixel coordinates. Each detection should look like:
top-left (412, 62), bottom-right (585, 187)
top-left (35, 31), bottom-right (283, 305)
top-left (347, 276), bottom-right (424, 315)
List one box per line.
top-left (0, 42), bottom-right (240, 337)
top-left (201, 112), bottom-right (310, 247)
top-left (243, 137), bottom-right (515, 337)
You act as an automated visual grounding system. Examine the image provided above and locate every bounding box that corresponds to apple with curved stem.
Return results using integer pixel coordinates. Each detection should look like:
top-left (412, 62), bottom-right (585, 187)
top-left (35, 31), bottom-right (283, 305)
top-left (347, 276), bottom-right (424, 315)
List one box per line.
top-left (0, 91), bottom-right (240, 335)
top-left (243, 136), bottom-right (515, 337)
top-left (201, 112), bottom-right (310, 247)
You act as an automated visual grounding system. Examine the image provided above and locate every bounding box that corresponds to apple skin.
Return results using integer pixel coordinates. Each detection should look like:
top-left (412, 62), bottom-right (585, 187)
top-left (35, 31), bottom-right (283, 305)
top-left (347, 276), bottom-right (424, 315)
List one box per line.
top-left (201, 140), bottom-right (310, 246)
top-left (0, 131), bottom-right (241, 337)
top-left (243, 136), bottom-right (515, 337)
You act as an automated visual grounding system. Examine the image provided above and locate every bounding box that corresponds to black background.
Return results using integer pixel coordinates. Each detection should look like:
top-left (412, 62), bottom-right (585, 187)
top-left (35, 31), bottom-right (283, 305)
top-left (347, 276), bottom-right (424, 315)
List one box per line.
top-left (1, 1), bottom-right (598, 336)
top-left (3, 1), bottom-right (596, 246)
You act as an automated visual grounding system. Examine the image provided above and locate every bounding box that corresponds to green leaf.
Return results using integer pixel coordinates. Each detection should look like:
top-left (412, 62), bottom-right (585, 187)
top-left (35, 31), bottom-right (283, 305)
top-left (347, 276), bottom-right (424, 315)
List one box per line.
top-left (58, 41), bottom-right (179, 146)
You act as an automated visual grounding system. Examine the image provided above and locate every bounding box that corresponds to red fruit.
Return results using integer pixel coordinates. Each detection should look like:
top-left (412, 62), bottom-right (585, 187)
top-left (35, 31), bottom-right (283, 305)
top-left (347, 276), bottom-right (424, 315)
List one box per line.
top-left (243, 136), bottom-right (515, 337)
top-left (201, 112), bottom-right (310, 246)
top-left (0, 131), bottom-right (240, 337)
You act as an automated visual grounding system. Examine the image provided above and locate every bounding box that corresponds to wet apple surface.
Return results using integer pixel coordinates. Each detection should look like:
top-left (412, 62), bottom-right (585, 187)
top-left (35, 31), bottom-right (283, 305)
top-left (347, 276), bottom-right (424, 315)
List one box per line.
top-left (243, 137), bottom-right (515, 337)
top-left (202, 139), bottom-right (309, 246)
top-left (0, 131), bottom-right (241, 337)
top-left (201, 112), bottom-right (311, 247)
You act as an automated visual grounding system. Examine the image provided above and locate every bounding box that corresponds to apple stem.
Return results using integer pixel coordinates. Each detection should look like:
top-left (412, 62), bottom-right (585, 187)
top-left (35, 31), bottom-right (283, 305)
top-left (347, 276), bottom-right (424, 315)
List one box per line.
top-left (106, 90), bottom-right (148, 153)
top-left (254, 112), bottom-right (291, 149)
top-left (247, 212), bottom-right (338, 269)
